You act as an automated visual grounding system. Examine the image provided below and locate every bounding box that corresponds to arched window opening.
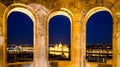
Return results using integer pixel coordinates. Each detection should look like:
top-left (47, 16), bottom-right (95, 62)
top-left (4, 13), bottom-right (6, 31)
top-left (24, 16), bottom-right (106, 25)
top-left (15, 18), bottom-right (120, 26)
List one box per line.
top-left (86, 11), bottom-right (113, 66)
top-left (7, 11), bottom-right (34, 63)
top-left (49, 15), bottom-right (71, 61)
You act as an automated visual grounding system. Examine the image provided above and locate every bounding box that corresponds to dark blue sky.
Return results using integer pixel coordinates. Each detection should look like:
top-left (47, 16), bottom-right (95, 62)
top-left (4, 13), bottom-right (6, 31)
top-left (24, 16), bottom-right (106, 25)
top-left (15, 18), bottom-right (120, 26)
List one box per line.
top-left (7, 11), bottom-right (112, 46)
top-left (49, 15), bottom-right (71, 45)
top-left (86, 11), bottom-right (113, 45)
top-left (7, 11), bottom-right (33, 45)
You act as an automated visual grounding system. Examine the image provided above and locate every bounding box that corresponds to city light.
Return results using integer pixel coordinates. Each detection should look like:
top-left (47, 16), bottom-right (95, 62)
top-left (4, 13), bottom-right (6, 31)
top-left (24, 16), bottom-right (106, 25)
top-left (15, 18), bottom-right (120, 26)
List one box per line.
top-left (49, 42), bottom-right (70, 60)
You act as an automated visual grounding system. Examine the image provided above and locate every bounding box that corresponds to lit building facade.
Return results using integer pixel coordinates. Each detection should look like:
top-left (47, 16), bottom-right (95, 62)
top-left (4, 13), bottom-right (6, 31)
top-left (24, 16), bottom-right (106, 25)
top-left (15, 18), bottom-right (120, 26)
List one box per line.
top-left (49, 42), bottom-right (69, 59)
top-left (86, 44), bottom-right (112, 63)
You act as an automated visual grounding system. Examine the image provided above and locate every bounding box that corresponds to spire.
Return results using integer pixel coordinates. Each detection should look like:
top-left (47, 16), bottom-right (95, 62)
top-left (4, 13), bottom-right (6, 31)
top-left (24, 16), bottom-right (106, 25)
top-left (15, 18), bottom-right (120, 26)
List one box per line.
top-left (59, 42), bottom-right (62, 44)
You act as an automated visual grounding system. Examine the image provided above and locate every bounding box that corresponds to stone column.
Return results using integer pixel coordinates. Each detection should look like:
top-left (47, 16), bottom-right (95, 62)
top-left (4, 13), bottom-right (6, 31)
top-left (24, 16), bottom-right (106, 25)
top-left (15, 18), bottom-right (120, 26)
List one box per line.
top-left (0, 2), bottom-right (6, 67)
top-left (72, 13), bottom-right (81, 67)
top-left (80, 25), bottom-right (86, 67)
top-left (0, 35), bottom-right (4, 67)
top-left (80, 12), bottom-right (86, 67)
top-left (75, 33), bottom-right (81, 67)
top-left (28, 4), bottom-right (49, 67)
top-left (114, 22), bottom-right (120, 67)
top-left (113, 11), bottom-right (120, 67)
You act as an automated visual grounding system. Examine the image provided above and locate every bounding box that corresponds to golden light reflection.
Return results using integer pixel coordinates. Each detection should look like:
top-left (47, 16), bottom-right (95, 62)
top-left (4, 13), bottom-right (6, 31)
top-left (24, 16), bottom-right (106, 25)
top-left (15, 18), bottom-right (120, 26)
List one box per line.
top-left (49, 42), bottom-right (69, 58)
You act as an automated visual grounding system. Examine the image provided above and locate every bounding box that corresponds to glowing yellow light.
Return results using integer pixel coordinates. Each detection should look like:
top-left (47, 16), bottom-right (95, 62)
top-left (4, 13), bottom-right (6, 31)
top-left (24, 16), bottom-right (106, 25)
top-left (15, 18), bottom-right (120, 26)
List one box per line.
top-left (49, 42), bottom-right (69, 58)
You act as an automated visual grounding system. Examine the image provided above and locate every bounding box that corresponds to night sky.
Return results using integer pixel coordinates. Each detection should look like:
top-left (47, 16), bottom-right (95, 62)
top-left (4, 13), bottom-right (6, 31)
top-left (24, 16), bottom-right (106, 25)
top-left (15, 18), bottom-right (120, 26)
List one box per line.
top-left (7, 11), bottom-right (33, 45)
top-left (86, 11), bottom-right (113, 45)
top-left (49, 15), bottom-right (71, 45)
top-left (7, 11), bottom-right (112, 46)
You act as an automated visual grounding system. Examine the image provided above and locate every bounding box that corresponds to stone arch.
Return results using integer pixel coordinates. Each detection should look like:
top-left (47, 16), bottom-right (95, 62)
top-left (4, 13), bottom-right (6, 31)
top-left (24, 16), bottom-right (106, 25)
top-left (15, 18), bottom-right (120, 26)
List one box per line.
top-left (3, 3), bottom-right (36, 67)
top-left (47, 8), bottom-right (74, 67)
top-left (48, 8), bottom-right (73, 22)
top-left (80, 7), bottom-right (114, 67)
top-left (84, 7), bottom-right (113, 24)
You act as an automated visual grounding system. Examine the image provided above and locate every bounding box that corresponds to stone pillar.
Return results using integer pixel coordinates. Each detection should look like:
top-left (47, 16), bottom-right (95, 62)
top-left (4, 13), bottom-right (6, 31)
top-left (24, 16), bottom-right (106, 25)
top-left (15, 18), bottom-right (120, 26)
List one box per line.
top-left (75, 33), bottom-right (81, 67)
top-left (72, 13), bottom-right (81, 67)
top-left (80, 25), bottom-right (86, 67)
top-left (28, 4), bottom-right (49, 67)
top-left (0, 2), bottom-right (6, 67)
top-left (114, 22), bottom-right (120, 67)
top-left (80, 12), bottom-right (86, 67)
top-left (0, 35), bottom-right (4, 67)
top-left (113, 11), bottom-right (120, 67)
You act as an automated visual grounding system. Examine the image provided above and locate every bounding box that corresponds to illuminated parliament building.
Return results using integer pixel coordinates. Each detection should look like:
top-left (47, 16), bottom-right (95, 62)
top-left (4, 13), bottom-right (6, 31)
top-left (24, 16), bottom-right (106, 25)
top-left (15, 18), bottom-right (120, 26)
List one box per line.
top-left (0, 0), bottom-right (120, 67)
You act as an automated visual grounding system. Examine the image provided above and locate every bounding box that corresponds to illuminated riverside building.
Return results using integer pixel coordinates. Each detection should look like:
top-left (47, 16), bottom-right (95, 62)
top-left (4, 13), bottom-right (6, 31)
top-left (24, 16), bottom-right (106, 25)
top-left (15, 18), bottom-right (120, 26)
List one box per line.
top-left (7, 45), bottom-right (33, 53)
top-left (49, 42), bottom-right (70, 60)
top-left (7, 45), bottom-right (33, 63)
top-left (86, 44), bottom-right (112, 62)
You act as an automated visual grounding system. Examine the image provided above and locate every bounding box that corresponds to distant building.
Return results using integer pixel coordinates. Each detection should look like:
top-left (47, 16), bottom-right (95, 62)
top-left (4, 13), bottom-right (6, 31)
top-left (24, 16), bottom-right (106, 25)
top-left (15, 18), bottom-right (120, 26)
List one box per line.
top-left (49, 42), bottom-right (69, 58)
top-left (86, 44), bottom-right (112, 62)
top-left (7, 45), bottom-right (33, 53)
